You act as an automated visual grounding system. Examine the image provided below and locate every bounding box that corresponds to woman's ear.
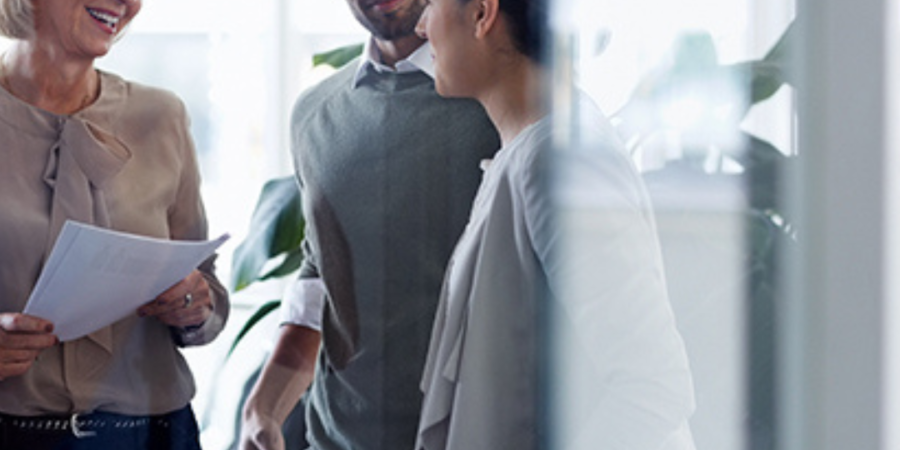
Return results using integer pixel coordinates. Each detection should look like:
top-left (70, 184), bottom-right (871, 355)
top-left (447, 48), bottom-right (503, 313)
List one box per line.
top-left (473, 0), bottom-right (500, 39)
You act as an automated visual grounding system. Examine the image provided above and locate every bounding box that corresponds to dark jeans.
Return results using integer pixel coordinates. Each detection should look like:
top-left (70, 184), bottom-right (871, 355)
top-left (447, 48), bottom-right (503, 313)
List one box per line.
top-left (0, 405), bottom-right (201, 450)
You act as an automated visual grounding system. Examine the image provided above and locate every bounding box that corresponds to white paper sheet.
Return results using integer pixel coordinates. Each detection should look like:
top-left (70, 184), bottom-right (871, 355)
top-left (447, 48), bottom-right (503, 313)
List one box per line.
top-left (23, 220), bottom-right (229, 341)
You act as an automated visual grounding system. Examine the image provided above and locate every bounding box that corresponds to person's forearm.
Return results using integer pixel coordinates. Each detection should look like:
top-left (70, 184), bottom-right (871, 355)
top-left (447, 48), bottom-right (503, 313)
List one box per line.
top-left (243, 324), bottom-right (321, 431)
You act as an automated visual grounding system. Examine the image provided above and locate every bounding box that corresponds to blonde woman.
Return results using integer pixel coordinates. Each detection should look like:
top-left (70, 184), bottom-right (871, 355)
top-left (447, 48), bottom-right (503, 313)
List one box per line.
top-left (0, 0), bottom-right (228, 448)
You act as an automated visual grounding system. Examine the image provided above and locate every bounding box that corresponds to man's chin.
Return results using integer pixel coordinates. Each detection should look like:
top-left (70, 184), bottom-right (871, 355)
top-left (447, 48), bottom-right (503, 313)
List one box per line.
top-left (369, 25), bottom-right (420, 43)
top-left (360, 6), bottom-right (424, 40)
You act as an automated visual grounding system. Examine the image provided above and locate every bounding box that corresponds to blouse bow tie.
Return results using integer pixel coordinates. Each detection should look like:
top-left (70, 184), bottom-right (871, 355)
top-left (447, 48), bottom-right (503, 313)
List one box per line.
top-left (43, 117), bottom-right (131, 357)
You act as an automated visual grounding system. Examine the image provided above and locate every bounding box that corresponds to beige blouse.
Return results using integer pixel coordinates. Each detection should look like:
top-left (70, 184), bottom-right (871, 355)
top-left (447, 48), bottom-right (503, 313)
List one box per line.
top-left (0, 70), bottom-right (228, 416)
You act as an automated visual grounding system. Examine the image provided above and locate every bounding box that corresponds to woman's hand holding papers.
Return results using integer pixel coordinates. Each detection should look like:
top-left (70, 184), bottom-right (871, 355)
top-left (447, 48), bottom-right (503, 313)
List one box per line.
top-left (0, 313), bottom-right (57, 380)
top-left (137, 270), bottom-right (214, 329)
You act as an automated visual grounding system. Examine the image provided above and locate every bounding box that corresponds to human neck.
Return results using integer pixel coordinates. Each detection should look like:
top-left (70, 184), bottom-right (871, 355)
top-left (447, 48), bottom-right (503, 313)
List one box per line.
top-left (372, 34), bottom-right (426, 68)
top-left (1, 43), bottom-right (99, 115)
top-left (480, 57), bottom-right (546, 147)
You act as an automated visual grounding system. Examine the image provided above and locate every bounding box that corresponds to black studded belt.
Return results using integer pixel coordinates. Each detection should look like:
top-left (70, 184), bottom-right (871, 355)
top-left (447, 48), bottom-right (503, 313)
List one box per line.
top-left (0, 409), bottom-right (175, 439)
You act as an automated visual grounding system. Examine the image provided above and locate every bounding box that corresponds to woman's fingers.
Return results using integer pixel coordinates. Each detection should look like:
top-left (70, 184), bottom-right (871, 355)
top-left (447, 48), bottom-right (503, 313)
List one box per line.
top-left (0, 313), bottom-right (54, 334)
top-left (137, 270), bottom-right (213, 327)
top-left (0, 359), bottom-right (36, 380)
top-left (0, 330), bottom-right (58, 350)
top-left (0, 313), bottom-right (58, 381)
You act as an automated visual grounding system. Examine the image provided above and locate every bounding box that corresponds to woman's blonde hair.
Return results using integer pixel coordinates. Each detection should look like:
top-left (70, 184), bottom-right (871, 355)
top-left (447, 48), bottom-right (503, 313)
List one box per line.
top-left (0, 0), bottom-right (33, 40)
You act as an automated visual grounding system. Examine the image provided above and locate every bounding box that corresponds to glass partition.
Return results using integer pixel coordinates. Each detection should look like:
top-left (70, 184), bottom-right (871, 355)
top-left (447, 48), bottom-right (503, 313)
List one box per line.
top-left (546, 1), bottom-right (795, 449)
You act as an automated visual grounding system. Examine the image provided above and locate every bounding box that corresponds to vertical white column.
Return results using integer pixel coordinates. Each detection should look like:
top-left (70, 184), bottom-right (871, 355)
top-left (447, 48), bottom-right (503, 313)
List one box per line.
top-left (783, 0), bottom-right (892, 449)
top-left (267, 0), bottom-right (293, 177)
top-left (883, 0), bottom-right (900, 448)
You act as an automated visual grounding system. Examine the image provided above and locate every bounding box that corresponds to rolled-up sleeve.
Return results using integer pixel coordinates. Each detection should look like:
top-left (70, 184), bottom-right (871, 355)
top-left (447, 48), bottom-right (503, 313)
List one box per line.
top-left (279, 277), bottom-right (326, 331)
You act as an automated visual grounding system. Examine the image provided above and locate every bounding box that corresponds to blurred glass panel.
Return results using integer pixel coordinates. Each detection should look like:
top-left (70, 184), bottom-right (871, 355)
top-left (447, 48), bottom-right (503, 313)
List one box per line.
top-left (546, 1), bottom-right (795, 449)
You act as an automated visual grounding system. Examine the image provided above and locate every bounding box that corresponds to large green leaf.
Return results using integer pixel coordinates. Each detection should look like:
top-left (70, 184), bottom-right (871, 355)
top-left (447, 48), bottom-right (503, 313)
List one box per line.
top-left (313, 43), bottom-right (364, 69)
top-left (227, 300), bottom-right (281, 358)
top-left (748, 61), bottom-right (785, 104)
top-left (258, 247), bottom-right (305, 282)
top-left (230, 176), bottom-right (305, 291)
top-left (718, 60), bottom-right (785, 109)
top-left (618, 24), bottom-right (791, 123)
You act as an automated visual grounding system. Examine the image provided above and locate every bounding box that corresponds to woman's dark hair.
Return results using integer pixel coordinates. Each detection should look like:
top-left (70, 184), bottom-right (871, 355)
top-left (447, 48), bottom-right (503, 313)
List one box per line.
top-left (498, 0), bottom-right (548, 61)
top-left (459, 0), bottom-right (548, 61)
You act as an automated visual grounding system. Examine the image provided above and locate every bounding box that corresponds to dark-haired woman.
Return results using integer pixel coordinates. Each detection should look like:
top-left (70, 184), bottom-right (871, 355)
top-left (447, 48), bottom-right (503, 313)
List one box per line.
top-left (414, 0), bottom-right (697, 448)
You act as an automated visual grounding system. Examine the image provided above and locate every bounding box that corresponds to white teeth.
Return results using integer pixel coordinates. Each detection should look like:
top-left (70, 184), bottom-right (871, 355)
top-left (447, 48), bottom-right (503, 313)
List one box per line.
top-left (87, 8), bottom-right (121, 27)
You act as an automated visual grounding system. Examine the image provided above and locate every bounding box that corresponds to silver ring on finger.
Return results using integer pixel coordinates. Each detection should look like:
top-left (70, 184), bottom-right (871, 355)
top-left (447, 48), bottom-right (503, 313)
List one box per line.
top-left (183, 292), bottom-right (193, 309)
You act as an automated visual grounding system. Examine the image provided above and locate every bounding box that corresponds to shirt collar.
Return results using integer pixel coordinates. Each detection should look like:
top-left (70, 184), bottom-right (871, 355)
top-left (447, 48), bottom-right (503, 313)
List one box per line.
top-left (352, 39), bottom-right (435, 88)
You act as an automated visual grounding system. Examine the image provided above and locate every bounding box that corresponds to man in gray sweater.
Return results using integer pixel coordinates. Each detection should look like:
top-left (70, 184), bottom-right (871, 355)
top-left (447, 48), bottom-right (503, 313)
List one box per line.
top-left (239, 0), bottom-right (500, 448)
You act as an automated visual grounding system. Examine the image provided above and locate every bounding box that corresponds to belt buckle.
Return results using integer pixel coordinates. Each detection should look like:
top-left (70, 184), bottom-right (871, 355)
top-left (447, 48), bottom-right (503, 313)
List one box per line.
top-left (70, 412), bottom-right (97, 439)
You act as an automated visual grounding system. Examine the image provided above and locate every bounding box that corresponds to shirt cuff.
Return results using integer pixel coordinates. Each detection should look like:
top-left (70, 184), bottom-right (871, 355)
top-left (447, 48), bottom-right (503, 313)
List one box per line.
top-left (279, 278), bottom-right (326, 332)
top-left (174, 286), bottom-right (227, 346)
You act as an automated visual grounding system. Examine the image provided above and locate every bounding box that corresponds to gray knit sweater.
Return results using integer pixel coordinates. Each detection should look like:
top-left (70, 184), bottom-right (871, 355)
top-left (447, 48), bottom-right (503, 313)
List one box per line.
top-left (290, 59), bottom-right (500, 450)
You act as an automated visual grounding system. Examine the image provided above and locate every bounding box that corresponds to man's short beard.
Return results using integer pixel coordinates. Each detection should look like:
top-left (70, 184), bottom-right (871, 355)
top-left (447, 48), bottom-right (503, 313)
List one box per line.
top-left (369, 24), bottom-right (418, 41)
top-left (354, 7), bottom-right (424, 42)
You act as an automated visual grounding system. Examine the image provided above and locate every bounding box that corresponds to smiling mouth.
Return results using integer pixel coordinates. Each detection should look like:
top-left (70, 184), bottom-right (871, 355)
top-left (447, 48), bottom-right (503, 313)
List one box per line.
top-left (86, 7), bottom-right (121, 31)
top-left (370, 0), bottom-right (405, 13)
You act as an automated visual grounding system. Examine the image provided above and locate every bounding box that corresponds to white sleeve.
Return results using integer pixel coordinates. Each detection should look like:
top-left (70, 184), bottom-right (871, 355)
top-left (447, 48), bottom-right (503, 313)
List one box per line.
top-left (278, 278), bottom-right (327, 331)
